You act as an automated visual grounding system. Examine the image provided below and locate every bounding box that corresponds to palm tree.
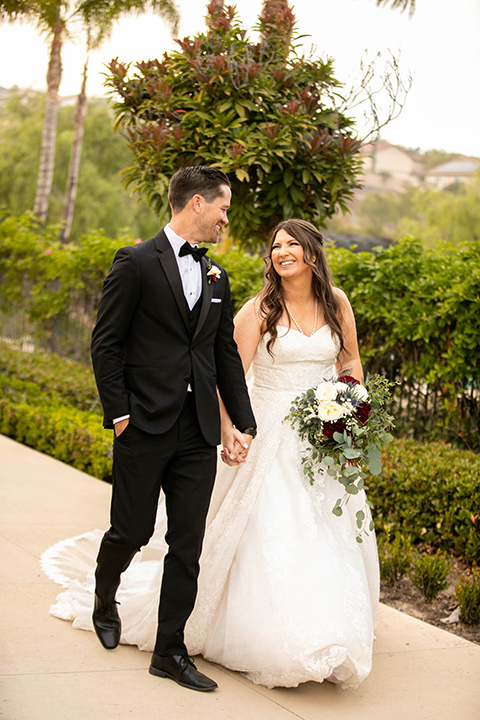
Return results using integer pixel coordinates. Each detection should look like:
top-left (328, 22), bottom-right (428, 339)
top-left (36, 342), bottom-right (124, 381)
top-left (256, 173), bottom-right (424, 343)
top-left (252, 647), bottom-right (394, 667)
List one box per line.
top-left (60, 57), bottom-right (88, 242)
top-left (1, 1), bottom-right (68, 222)
top-left (59, 0), bottom-right (179, 241)
top-left (376, 0), bottom-right (416, 16)
top-left (0, 1), bottom-right (179, 228)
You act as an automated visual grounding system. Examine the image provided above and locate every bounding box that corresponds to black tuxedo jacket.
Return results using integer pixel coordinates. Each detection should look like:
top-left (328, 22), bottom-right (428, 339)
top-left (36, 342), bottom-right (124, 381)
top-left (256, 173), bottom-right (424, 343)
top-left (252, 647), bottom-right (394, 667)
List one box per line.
top-left (91, 229), bottom-right (255, 446)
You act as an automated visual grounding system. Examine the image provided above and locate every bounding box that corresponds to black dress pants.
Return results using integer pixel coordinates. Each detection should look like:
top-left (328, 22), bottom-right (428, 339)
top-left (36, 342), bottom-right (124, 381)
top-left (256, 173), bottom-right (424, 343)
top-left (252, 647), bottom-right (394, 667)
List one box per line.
top-left (95, 393), bottom-right (217, 656)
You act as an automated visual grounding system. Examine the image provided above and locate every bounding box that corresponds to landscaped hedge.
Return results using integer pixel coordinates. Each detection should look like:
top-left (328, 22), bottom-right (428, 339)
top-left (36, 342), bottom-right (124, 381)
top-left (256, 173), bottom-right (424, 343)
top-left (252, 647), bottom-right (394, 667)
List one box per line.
top-left (367, 438), bottom-right (480, 565)
top-left (0, 342), bottom-right (110, 480)
top-left (326, 237), bottom-right (480, 449)
top-left (0, 213), bottom-right (264, 362)
top-left (0, 340), bottom-right (100, 412)
top-left (0, 393), bottom-right (111, 480)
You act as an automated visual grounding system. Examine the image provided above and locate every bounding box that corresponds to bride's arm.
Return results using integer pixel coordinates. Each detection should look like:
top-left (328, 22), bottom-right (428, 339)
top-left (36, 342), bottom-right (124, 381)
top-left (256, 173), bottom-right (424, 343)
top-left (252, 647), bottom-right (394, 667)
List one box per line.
top-left (334, 289), bottom-right (364, 383)
top-left (220, 297), bottom-right (263, 465)
top-left (232, 297), bottom-right (263, 374)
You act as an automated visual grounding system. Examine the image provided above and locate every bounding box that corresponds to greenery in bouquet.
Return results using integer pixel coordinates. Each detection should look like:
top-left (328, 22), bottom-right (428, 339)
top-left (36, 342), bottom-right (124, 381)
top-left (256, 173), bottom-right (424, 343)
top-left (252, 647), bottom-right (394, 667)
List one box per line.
top-left (285, 374), bottom-right (395, 540)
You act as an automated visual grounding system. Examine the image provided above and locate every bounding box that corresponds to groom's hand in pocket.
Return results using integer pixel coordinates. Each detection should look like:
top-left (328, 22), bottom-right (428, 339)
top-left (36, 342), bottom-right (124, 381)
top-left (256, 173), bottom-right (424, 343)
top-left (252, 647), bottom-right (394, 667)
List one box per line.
top-left (114, 418), bottom-right (130, 437)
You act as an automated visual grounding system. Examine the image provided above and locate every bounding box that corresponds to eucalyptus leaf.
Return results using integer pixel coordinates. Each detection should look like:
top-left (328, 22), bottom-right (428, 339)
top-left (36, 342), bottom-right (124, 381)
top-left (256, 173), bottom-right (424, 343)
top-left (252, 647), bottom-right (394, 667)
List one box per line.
top-left (368, 459), bottom-right (382, 475)
top-left (345, 464), bottom-right (359, 476)
top-left (343, 447), bottom-right (361, 459)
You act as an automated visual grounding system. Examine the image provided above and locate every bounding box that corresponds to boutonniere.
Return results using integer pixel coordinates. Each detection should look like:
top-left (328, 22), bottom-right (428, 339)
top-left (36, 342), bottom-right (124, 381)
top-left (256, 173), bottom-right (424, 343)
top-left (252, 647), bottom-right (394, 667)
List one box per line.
top-left (206, 258), bottom-right (221, 284)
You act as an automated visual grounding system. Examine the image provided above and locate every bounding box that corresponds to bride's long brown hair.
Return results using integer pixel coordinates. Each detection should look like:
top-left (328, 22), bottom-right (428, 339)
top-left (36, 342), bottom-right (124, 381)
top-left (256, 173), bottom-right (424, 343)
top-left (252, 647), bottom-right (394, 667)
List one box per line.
top-left (259, 219), bottom-right (345, 356)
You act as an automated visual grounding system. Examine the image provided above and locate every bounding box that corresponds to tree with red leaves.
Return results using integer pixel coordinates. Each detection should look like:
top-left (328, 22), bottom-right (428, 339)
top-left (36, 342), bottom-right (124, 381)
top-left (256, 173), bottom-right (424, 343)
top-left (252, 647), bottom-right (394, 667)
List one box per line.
top-left (105, 2), bottom-right (364, 249)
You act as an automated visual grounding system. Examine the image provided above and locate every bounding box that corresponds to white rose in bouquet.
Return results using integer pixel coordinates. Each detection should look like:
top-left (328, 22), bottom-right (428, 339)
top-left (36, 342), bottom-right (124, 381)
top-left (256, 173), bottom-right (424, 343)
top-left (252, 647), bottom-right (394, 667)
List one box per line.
top-left (315, 381), bottom-right (337, 403)
top-left (353, 384), bottom-right (369, 401)
top-left (318, 401), bottom-right (344, 422)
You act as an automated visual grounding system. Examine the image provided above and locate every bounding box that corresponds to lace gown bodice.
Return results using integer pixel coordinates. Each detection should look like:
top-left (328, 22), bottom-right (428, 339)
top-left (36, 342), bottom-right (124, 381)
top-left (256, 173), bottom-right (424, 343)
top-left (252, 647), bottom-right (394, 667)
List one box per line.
top-left (251, 324), bottom-right (338, 394)
top-left (42, 326), bottom-right (379, 690)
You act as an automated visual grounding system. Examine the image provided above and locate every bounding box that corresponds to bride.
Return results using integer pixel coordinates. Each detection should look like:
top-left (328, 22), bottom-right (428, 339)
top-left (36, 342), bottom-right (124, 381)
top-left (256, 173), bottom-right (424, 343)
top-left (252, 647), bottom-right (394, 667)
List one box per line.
top-left (42, 218), bottom-right (379, 690)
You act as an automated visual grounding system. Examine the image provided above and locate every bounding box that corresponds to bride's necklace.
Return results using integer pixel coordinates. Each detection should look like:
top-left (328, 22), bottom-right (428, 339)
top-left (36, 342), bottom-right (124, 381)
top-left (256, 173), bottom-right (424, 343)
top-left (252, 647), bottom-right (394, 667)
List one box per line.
top-left (284, 300), bottom-right (318, 337)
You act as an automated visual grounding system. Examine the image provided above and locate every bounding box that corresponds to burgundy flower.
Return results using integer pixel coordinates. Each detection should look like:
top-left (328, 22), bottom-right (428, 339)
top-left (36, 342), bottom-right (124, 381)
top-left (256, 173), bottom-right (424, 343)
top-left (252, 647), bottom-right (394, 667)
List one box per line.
top-left (323, 419), bottom-right (346, 439)
top-left (355, 402), bottom-right (371, 424)
top-left (337, 374), bottom-right (359, 386)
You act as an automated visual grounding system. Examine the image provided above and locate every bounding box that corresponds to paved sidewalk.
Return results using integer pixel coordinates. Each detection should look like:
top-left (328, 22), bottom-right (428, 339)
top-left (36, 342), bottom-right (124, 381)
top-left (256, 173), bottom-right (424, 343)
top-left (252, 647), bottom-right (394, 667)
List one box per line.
top-left (1, 433), bottom-right (479, 720)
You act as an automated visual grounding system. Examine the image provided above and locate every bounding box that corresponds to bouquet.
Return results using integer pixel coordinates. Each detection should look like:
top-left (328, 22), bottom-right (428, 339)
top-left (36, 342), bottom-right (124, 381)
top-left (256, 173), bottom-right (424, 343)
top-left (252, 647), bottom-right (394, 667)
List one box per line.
top-left (285, 374), bottom-right (395, 541)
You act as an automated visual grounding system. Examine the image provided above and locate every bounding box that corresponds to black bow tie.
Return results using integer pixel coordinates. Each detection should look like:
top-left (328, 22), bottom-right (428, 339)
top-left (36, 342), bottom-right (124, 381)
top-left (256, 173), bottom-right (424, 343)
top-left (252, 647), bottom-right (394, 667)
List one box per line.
top-left (179, 242), bottom-right (208, 262)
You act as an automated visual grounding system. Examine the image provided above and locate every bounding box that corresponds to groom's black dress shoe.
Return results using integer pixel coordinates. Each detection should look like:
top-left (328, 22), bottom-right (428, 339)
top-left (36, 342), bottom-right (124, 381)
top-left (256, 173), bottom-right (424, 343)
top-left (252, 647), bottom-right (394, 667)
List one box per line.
top-left (92, 594), bottom-right (121, 649)
top-left (149, 654), bottom-right (218, 692)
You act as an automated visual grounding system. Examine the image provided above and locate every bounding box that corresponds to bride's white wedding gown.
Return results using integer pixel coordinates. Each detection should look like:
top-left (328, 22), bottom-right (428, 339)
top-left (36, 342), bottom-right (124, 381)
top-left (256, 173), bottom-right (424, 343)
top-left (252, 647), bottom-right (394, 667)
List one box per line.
top-left (41, 325), bottom-right (379, 689)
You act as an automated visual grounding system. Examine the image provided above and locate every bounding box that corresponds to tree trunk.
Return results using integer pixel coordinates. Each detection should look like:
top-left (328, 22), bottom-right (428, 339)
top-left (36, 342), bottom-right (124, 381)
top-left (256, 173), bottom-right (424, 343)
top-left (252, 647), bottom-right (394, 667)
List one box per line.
top-left (208, 0), bottom-right (224, 11)
top-left (34, 21), bottom-right (63, 223)
top-left (206, 0), bottom-right (224, 28)
top-left (60, 60), bottom-right (88, 243)
top-left (261, 0), bottom-right (289, 19)
top-left (259, 0), bottom-right (293, 59)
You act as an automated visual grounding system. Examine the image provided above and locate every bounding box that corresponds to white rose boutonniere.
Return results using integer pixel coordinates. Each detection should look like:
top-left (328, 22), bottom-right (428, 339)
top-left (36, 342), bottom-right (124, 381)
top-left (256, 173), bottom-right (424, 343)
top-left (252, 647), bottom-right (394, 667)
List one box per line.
top-left (206, 259), bottom-right (221, 284)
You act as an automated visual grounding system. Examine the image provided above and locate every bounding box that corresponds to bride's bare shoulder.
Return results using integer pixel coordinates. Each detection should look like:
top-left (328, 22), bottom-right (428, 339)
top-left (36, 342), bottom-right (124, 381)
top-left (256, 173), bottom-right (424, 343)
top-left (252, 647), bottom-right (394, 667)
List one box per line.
top-left (236, 295), bottom-right (264, 327)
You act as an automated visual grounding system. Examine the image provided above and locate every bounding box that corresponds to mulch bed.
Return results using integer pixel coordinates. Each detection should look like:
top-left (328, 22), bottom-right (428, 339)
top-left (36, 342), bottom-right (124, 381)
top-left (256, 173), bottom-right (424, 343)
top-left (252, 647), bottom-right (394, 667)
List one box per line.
top-left (380, 555), bottom-right (479, 645)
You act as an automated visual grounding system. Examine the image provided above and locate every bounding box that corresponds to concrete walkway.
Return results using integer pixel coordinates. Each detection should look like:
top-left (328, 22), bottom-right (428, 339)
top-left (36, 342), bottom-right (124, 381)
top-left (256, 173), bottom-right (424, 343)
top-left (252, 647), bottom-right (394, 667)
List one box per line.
top-left (0, 433), bottom-right (479, 720)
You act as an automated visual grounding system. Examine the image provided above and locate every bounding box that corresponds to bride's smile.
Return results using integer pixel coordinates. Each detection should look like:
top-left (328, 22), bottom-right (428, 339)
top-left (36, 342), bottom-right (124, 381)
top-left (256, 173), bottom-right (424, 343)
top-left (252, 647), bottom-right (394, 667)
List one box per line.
top-left (271, 229), bottom-right (312, 278)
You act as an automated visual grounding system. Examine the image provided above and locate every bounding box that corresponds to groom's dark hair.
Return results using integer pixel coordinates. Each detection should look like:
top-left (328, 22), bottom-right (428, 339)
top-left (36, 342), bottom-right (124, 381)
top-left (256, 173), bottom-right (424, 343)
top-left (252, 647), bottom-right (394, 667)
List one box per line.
top-left (168, 166), bottom-right (231, 212)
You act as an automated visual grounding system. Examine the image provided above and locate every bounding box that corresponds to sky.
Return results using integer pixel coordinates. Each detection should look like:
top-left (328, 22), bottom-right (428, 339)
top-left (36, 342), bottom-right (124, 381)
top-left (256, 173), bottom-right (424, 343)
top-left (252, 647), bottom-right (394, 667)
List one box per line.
top-left (0, 0), bottom-right (479, 157)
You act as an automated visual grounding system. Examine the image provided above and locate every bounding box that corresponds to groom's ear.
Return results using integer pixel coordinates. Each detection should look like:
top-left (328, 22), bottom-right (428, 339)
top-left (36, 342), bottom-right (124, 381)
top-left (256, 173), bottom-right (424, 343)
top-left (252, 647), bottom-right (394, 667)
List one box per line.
top-left (191, 194), bottom-right (204, 214)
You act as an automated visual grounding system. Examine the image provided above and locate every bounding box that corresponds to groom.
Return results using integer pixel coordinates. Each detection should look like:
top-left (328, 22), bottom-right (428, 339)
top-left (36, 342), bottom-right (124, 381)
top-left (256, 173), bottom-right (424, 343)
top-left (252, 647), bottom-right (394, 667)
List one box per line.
top-left (91, 166), bottom-right (256, 692)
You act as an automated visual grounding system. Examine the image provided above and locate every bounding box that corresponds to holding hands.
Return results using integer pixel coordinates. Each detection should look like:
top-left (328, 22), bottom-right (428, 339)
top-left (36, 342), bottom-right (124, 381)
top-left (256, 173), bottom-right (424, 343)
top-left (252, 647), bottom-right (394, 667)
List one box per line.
top-left (220, 425), bottom-right (253, 466)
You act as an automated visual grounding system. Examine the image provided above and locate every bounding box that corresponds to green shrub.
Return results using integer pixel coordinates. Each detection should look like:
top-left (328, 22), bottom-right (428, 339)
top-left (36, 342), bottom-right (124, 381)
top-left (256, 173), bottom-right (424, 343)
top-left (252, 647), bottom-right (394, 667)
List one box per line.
top-left (0, 215), bottom-right (265, 359)
top-left (327, 237), bottom-right (480, 449)
top-left (368, 438), bottom-right (480, 564)
top-left (0, 340), bottom-right (99, 412)
top-left (378, 532), bottom-right (413, 585)
top-left (209, 246), bottom-right (263, 312)
top-left (455, 569), bottom-right (480, 624)
top-left (0, 393), bottom-right (111, 480)
top-left (409, 550), bottom-right (452, 601)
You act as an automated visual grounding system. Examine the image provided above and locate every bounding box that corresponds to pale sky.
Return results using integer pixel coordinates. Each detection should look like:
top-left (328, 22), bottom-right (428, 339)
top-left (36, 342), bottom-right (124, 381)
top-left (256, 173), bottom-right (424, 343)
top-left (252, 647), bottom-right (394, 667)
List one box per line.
top-left (1, 0), bottom-right (479, 157)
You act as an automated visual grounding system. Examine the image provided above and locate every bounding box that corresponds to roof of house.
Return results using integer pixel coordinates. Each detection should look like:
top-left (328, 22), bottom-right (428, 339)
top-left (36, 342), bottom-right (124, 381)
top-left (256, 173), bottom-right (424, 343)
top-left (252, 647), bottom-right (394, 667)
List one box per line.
top-left (361, 140), bottom-right (423, 162)
top-left (426, 159), bottom-right (480, 176)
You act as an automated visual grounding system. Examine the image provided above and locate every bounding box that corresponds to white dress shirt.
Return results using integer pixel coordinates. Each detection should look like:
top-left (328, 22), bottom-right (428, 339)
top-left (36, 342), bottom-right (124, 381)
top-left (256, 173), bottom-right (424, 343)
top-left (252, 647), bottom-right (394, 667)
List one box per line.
top-left (164, 224), bottom-right (203, 310)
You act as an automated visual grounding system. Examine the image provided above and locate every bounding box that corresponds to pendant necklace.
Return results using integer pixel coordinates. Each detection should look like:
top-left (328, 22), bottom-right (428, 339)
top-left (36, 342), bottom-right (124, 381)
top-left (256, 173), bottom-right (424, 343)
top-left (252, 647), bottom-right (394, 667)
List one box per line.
top-left (285, 300), bottom-right (318, 336)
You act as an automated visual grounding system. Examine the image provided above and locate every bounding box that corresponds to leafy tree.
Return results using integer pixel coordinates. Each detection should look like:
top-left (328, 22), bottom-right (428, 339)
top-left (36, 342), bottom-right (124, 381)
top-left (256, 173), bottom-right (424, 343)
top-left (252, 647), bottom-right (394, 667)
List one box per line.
top-left (60, 0), bottom-right (180, 241)
top-left (0, 90), bottom-right (159, 240)
top-left (0, 0), bottom-right (179, 230)
top-left (0, 1), bottom-right (66, 222)
top-left (106, 3), bottom-right (364, 249)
